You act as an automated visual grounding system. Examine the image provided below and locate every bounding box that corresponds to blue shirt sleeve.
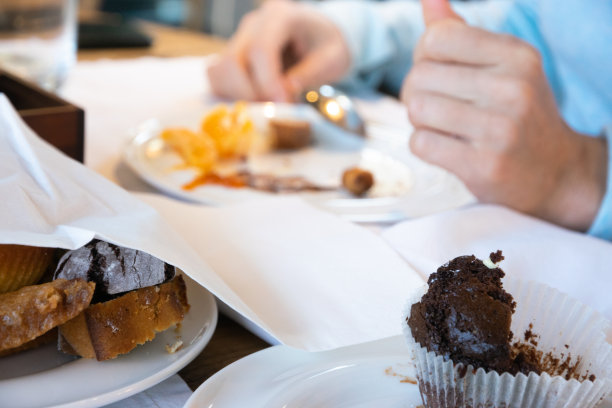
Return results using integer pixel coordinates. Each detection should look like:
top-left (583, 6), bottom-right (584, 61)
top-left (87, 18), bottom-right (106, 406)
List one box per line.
top-left (314, 0), bottom-right (612, 241)
top-left (588, 127), bottom-right (612, 241)
top-left (314, 0), bottom-right (513, 95)
top-left (498, 1), bottom-right (564, 113)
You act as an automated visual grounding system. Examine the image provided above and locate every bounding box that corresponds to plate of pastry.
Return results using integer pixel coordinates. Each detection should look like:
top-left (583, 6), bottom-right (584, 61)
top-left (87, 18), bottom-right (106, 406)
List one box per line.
top-left (124, 102), bottom-right (474, 222)
top-left (0, 241), bottom-right (217, 408)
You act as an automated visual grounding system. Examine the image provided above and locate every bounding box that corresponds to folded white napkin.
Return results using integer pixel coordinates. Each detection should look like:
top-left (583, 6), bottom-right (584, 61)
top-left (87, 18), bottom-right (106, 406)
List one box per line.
top-left (137, 193), bottom-right (424, 351)
top-left (382, 204), bottom-right (612, 330)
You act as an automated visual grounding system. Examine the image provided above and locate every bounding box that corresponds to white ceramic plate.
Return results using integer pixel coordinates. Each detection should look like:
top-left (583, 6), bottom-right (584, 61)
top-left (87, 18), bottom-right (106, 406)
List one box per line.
top-left (124, 103), bottom-right (474, 222)
top-left (0, 274), bottom-right (217, 408)
top-left (185, 335), bottom-right (423, 408)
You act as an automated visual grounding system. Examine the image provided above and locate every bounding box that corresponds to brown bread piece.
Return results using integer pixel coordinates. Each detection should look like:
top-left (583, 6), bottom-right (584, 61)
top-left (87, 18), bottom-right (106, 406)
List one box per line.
top-left (0, 279), bottom-right (95, 351)
top-left (0, 328), bottom-right (58, 357)
top-left (342, 167), bottom-right (374, 196)
top-left (269, 118), bottom-right (312, 149)
top-left (59, 275), bottom-right (189, 361)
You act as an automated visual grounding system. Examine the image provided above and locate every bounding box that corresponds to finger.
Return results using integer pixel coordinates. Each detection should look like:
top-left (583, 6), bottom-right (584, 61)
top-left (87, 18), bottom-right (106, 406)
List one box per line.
top-left (207, 58), bottom-right (257, 100)
top-left (409, 128), bottom-right (476, 181)
top-left (405, 61), bottom-right (542, 120)
top-left (207, 12), bottom-right (259, 100)
top-left (283, 43), bottom-right (349, 98)
top-left (415, 20), bottom-right (521, 67)
top-left (404, 61), bottom-right (480, 103)
top-left (407, 91), bottom-right (505, 148)
top-left (246, 14), bottom-right (294, 102)
top-left (412, 35), bottom-right (427, 66)
top-left (405, 61), bottom-right (501, 104)
top-left (248, 45), bottom-right (289, 102)
top-left (421, 0), bottom-right (463, 26)
top-left (227, 11), bottom-right (258, 56)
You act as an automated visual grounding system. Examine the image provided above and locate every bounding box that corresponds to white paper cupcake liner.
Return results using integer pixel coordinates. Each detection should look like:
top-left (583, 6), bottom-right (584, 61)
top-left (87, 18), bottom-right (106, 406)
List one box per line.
top-left (402, 279), bottom-right (612, 408)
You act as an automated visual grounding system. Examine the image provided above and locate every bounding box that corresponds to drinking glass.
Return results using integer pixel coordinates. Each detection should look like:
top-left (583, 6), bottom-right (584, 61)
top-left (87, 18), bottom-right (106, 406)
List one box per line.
top-left (0, 0), bottom-right (77, 91)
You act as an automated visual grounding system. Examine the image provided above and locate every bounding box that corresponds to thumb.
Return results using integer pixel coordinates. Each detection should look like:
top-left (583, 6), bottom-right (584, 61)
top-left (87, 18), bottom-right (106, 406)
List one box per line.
top-left (421, 0), bottom-right (463, 26)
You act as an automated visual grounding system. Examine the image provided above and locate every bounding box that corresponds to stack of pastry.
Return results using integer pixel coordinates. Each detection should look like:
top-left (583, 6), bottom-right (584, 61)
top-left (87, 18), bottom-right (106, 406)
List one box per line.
top-left (0, 240), bottom-right (189, 361)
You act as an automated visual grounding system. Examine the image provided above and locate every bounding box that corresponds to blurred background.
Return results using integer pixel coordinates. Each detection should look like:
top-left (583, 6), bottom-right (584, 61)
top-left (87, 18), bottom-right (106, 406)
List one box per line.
top-left (84, 0), bottom-right (268, 37)
top-left (84, 0), bottom-right (478, 39)
top-left (0, 0), bottom-right (482, 92)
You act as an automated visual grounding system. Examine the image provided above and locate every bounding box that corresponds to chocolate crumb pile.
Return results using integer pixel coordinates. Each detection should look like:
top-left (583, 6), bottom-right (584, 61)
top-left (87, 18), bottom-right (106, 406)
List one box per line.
top-left (512, 324), bottom-right (594, 381)
top-left (407, 251), bottom-right (542, 375)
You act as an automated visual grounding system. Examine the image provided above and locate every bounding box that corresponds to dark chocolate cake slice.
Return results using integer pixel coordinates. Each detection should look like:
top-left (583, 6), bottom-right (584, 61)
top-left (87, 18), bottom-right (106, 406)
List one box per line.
top-left (54, 240), bottom-right (175, 302)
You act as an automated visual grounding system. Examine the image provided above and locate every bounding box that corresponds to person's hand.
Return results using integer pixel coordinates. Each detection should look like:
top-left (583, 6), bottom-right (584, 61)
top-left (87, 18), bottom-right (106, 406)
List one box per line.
top-left (207, 0), bottom-right (350, 102)
top-left (402, 0), bottom-right (607, 230)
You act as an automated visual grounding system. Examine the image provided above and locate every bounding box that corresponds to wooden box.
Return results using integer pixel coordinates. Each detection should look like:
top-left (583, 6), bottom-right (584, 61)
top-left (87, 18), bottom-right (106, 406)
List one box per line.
top-left (0, 70), bottom-right (84, 163)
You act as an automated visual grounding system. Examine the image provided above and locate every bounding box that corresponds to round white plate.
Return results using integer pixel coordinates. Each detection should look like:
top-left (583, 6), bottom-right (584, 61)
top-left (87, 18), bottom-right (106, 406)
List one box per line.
top-left (0, 274), bottom-right (217, 408)
top-left (185, 335), bottom-right (423, 408)
top-left (124, 103), bottom-right (474, 222)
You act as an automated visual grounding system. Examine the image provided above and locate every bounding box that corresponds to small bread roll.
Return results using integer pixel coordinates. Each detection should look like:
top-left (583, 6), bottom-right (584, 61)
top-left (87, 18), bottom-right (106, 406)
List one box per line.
top-left (0, 279), bottom-right (95, 352)
top-left (0, 245), bottom-right (56, 293)
top-left (269, 119), bottom-right (312, 150)
top-left (342, 167), bottom-right (374, 196)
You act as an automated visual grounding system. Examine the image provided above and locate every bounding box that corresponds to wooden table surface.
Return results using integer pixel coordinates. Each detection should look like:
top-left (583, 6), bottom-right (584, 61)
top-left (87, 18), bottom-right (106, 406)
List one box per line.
top-left (78, 19), bottom-right (271, 391)
top-left (78, 20), bottom-right (227, 61)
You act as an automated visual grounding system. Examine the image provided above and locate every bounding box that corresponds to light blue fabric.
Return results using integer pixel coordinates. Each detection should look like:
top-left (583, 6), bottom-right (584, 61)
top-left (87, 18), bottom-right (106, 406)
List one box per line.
top-left (315, 0), bottom-right (612, 240)
top-left (589, 127), bottom-right (612, 241)
top-left (501, 0), bottom-right (612, 136)
top-left (315, 0), bottom-right (513, 94)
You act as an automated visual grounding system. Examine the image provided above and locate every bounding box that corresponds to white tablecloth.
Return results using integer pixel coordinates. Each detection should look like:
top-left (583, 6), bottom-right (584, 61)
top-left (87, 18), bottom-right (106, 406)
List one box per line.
top-left (58, 57), bottom-right (612, 406)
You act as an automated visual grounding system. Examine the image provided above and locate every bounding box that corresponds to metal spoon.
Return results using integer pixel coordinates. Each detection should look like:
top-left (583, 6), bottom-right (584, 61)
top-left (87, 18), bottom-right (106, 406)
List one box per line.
top-left (301, 85), bottom-right (366, 137)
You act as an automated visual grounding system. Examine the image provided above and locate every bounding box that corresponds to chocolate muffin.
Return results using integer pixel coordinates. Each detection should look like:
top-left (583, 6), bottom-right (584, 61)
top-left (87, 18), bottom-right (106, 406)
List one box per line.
top-left (407, 250), bottom-right (540, 375)
top-left (404, 252), bottom-right (612, 408)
